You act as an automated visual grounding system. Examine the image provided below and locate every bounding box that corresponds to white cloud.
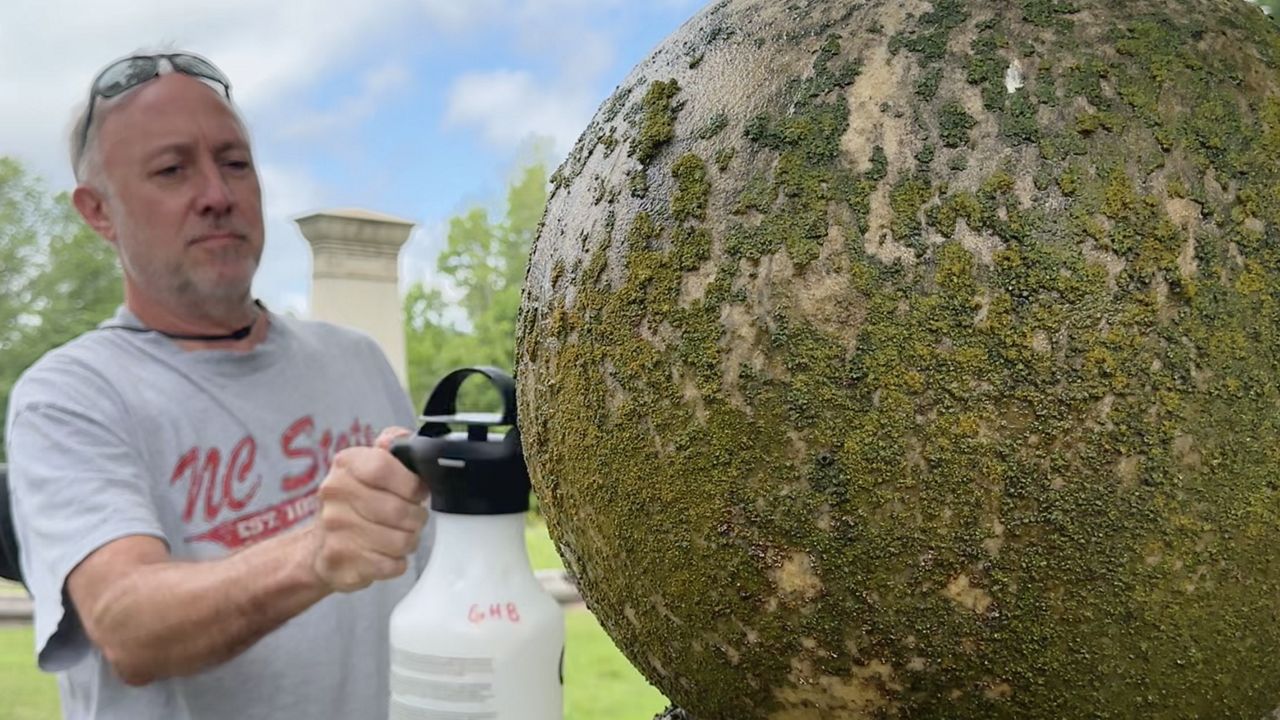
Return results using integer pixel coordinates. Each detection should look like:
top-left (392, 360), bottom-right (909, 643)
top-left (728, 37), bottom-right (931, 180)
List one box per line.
top-left (418, 0), bottom-right (506, 31)
top-left (281, 62), bottom-right (412, 140)
top-left (444, 70), bottom-right (595, 156)
top-left (0, 0), bottom-right (422, 317)
top-left (0, 0), bottom-right (697, 319)
top-left (416, 0), bottom-right (638, 32)
top-left (399, 221), bottom-right (449, 295)
top-left (0, 0), bottom-right (418, 189)
top-left (251, 162), bottom-right (328, 317)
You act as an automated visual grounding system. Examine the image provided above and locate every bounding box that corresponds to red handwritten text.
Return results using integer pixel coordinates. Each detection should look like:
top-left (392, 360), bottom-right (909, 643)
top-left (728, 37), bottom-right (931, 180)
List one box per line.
top-left (468, 603), bottom-right (522, 624)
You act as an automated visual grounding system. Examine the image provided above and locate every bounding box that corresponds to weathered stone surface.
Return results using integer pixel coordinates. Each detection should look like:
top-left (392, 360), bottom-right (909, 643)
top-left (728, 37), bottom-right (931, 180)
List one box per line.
top-left (516, 1), bottom-right (1280, 717)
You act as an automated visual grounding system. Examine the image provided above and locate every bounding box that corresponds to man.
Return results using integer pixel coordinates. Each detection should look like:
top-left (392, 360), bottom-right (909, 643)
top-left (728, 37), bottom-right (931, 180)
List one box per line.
top-left (4, 51), bottom-right (430, 719)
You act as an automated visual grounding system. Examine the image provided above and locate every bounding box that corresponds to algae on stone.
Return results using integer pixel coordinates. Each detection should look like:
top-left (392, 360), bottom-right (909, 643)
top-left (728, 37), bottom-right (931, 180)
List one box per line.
top-left (519, 1), bottom-right (1280, 718)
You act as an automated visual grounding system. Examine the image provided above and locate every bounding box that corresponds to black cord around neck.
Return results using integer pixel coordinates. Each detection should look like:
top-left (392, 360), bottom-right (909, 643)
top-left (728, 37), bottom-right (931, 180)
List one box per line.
top-left (103, 301), bottom-right (265, 342)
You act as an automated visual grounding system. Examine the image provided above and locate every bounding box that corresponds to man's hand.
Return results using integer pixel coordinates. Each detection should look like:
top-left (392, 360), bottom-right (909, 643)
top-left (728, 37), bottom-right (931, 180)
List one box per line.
top-left (313, 427), bottom-right (428, 592)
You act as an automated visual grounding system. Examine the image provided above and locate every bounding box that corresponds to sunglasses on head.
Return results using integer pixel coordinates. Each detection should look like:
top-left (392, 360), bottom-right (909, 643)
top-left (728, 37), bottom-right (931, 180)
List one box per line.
top-left (79, 52), bottom-right (233, 153)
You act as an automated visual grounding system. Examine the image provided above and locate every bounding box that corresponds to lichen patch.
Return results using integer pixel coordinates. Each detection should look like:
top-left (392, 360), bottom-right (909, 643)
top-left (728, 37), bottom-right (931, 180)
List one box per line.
top-left (944, 574), bottom-right (994, 614)
top-left (795, 267), bottom-right (865, 351)
top-left (953, 218), bottom-right (1004, 267)
top-left (865, 183), bottom-right (918, 264)
top-left (984, 681), bottom-right (1014, 700)
top-left (839, 0), bottom-right (924, 171)
top-left (772, 658), bottom-right (903, 720)
top-left (770, 550), bottom-right (824, 604)
top-left (679, 257), bottom-right (720, 307)
top-left (1165, 196), bottom-right (1202, 279)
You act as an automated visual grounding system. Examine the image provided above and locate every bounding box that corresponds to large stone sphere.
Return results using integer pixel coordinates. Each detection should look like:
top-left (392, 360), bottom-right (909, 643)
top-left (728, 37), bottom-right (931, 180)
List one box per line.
top-left (516, 1), bottom-right (1280, 717)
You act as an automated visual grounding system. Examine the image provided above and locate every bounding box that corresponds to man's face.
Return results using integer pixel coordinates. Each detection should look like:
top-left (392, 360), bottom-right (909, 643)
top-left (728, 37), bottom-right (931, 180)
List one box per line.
top-left (90, 73), bottom-right (264, 311)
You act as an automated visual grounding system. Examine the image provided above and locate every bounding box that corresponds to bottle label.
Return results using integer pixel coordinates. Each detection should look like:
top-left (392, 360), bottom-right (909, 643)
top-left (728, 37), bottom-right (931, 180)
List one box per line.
top-left (390, 649), bottom-right (497, 719)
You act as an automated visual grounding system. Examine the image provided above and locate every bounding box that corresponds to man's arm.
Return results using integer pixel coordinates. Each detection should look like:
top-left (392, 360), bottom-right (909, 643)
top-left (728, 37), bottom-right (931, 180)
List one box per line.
top-left (68, 528), bottom-right (326, 686)
top-left (67, 434), bottom-right (425, 686)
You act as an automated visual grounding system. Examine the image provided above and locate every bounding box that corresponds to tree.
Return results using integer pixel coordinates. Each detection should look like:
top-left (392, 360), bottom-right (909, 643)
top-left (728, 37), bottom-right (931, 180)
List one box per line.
top-left (0, 157), bottom-right (122, 462)
top-left (403, 162), bottom-right (548, 411)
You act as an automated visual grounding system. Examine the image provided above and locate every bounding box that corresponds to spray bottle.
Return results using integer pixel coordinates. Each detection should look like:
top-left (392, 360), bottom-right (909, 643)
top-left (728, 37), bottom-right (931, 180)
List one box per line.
top-left (388, 367), bottom-right (564, 720)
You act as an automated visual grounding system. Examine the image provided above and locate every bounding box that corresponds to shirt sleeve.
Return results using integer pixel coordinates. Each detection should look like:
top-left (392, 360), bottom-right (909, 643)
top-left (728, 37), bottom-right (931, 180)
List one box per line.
top-left (5, 358), bottom-right (166, 671)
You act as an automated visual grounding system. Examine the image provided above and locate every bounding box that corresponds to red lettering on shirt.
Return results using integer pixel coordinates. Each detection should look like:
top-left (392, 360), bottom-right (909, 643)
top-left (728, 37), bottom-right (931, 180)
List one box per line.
top-left (280, 416), bottom-right (318, 492)
top-left (171, 448), bottom-right (202, 523)
top-left (169, 416), bottom-right (381, 550)
top-left (223, 436), bottom-right (261, 513)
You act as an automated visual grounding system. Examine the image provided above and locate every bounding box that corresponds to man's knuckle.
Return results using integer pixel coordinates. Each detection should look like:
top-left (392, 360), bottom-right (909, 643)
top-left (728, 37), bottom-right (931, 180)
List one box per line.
top-left (392, 501), bottom-right (417, 529)
top-left (318, 480), bottom-right (345, 503)
top-left (331, 449), bottom-right (352, 471)
top-left (380, 556), bottom-right (407, 578)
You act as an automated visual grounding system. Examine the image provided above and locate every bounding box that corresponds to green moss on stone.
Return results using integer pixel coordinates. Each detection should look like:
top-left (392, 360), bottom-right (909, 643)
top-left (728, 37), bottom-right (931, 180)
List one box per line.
top-left (628, 169), bottom-right (649, 199)
top-left (713, 146), bottom-right (736, 172)
top-left (967, 20), bottom-right (1008, 111)
top-left (889, 0), bottom-right (969, 63)
top-left (1020, 0), bottom-right (1078, 29)
top-left (600, 129), bottom-right (618, 153)
top-left (916, 67), bottom-right (942, 101)
top-left (671, 153), bottom-right (711, 222)
top-left (1002, 91), bottom-right (1041, 144)
top-left (696, 112), bottom-right (730, 140)
top-left (939, 102), bottom-right (978, 148)
top-left (630, 79), bottom-right (682, 166)
top-left (519, 2), bottom-right (1280, 718)
top-left (889, 174), bottom-right (933, 251)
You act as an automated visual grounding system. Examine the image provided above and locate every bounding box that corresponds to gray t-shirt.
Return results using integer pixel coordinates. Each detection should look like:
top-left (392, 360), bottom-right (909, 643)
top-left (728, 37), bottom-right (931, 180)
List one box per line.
top-left (5, 306), bottom-right (421, 719)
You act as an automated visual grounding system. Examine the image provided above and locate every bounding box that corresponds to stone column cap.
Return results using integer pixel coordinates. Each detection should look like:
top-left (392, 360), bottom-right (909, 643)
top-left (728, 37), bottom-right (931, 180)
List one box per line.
top-left (295, 208), bottom-right (417, 256)
top-left (296, 207), bottom-right (416, 226)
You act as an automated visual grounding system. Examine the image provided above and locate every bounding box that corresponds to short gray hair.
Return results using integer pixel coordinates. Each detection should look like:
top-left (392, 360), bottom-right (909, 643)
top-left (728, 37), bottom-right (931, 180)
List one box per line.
top-left (69, 49), bottom-right (247, 186)
top-left (69, 95), bottom-right (110, 185)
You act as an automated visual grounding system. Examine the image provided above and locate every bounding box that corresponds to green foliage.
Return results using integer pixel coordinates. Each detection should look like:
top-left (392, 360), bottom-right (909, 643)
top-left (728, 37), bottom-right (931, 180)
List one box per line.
top-left (403, 163), bottom-right (548, 411)
top-left (0, 157), bottom-right (122, 463)
top-left (713, 147), bottom-right (736, 172)
top-left (889, 174), bottom-right (933, 250)
top-left (915, 67), bottom-right (942, 101)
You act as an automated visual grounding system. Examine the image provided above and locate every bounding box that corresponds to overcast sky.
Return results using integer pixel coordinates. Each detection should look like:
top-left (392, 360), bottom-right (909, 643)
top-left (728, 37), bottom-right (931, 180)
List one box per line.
top-left (0, 0), bottom-right (705, 316)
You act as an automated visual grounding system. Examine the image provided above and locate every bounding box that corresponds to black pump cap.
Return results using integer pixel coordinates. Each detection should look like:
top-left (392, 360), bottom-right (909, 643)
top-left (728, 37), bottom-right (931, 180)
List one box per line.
top-left (391, 367), bottom-right (531, 515)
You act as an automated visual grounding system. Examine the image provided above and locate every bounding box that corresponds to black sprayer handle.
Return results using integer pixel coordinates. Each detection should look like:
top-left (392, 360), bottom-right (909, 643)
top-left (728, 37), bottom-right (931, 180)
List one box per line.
top-left (390, 440), bottom-right (417, 476)
top-left (391, 366), bottom-right (519, 478)
top-left (420, 366), bottom-right (518, 436)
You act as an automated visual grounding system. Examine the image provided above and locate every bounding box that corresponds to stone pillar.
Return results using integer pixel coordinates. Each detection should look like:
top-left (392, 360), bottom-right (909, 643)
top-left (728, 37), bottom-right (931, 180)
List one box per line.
top-left (295, 208), bottom-right (415, 389)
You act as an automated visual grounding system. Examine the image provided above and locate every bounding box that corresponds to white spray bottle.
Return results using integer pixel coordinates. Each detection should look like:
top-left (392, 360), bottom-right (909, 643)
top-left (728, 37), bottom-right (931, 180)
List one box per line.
top-left (389, 367), bottom-right (563, 720)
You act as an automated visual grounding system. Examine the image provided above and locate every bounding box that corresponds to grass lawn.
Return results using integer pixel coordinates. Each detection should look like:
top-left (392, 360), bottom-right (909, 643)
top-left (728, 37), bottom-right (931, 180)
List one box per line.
top-left (565, 610), bottom-right (667, 720)
top-left (0, 523), bottom-right (666, 719)
top-left (526, 519), bottom-right (566, 572)
top-left (0, 625), bottom-right (58, 720)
